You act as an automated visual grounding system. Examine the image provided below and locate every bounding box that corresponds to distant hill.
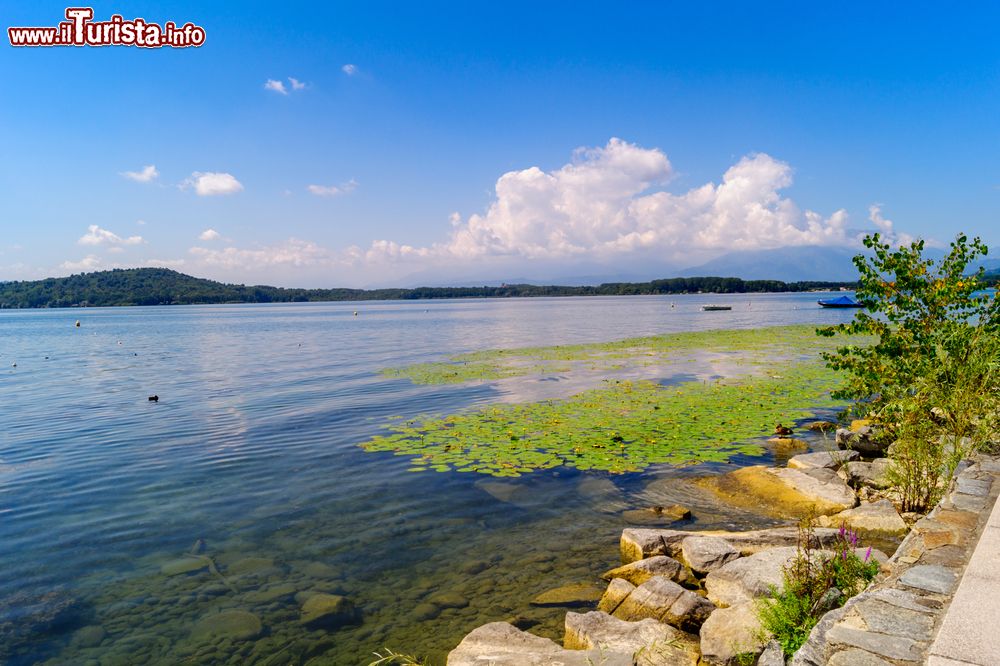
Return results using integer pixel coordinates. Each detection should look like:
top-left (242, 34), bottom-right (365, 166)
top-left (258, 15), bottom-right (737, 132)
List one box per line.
top-left (678, 246), bottom-right (863, 282)
top-left (0, 268), bottom-right (859, 309)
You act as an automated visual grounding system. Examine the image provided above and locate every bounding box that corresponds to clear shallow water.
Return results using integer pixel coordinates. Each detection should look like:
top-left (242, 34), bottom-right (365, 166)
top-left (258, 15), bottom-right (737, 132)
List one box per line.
top-left (0, 294), bottom-right (859, 665)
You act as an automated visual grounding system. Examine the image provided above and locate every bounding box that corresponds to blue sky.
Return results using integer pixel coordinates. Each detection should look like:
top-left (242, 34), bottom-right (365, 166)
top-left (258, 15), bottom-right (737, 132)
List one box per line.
top-left (2, 1), bottom-right (999, 287)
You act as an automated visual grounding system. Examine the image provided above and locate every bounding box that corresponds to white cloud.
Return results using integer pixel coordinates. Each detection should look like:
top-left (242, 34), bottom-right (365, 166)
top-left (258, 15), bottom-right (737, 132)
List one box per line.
top-left (78, 225), bottom-right (144, 247)
top-left (120, 165), bottom-right (159, 183)
top-left (867, 204), bottom-right (914, 247)
top-left (136, 219), bottom-right (147, 226)
top-left (199, 228), bottom-right (221, 241)
top-left (342, 64), bottom-right (358, 76)
top-left (289, 77), bottom-right (306, 90)
top-left (183, 172), bottom-right (244, 196)
top-left (189, 239), bottom-right (336, 269)
top-left (306, 179), bottom-right (357, 197)
top-left (60, 255), bottom-right (104, 272)
top-left (264, 79), bottom-right (287, 95)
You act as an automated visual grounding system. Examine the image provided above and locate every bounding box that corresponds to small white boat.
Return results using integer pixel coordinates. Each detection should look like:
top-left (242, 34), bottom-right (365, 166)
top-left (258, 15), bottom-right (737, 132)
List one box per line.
top-left (701, 305), bottom-right (732, 311)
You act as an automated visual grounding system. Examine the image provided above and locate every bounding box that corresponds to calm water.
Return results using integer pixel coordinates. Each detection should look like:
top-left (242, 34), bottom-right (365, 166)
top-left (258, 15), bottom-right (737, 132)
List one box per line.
top-left (0, 294), bottom-right (859, 665)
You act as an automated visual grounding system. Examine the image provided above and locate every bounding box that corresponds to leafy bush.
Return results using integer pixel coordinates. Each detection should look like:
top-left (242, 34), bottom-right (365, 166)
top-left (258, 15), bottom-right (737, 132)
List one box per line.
top-left (820, 233), bottom-right (1000, 511)
top-left (757, 522), bottom-right (879, 658)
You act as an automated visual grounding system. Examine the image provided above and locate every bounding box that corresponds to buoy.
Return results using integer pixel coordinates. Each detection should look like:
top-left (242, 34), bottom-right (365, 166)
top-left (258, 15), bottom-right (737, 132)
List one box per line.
top-left (148, 395), bottom-right (159, 402)
top-left (11, 362), bottom-right (16, 367)
top-left (353, 311), bottom-right (358, 316)
top-left (75, 320), bottom-right (81, 327)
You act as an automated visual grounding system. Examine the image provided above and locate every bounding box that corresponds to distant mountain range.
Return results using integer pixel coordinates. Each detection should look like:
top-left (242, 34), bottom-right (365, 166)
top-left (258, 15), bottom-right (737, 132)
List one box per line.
top-left (0, 268), bottom-right (857, 309)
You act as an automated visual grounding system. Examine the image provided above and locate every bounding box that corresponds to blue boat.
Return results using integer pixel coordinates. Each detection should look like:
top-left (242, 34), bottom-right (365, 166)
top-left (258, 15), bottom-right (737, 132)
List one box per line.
top-left (817, 295), bottom-right (864, 308)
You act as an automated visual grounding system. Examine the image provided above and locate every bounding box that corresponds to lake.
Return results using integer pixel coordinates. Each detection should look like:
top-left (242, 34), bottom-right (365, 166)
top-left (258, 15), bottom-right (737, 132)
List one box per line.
top-left (0, 293), bottom-right (860, 665)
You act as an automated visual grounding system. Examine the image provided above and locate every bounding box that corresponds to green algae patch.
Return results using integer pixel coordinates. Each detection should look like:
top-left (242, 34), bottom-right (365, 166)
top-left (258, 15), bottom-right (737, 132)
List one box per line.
top-left (363, 364), bottom-right (845, 476)
top-left (381, 325), bottom-right (844, 385)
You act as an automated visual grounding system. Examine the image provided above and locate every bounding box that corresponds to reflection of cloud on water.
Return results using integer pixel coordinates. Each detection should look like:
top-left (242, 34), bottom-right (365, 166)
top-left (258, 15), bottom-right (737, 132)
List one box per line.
top-left (487, 351), bottom-right (775, 403)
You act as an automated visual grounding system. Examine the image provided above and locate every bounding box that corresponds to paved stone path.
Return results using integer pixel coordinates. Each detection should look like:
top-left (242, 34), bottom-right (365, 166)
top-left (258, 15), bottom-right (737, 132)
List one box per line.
top-left (793, 455), bottom-right (1000, 665)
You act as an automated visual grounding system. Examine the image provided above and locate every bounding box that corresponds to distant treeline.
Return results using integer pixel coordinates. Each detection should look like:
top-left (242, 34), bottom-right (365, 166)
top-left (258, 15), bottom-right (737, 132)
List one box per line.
top-left (0, 267), bottom-right (875, 309)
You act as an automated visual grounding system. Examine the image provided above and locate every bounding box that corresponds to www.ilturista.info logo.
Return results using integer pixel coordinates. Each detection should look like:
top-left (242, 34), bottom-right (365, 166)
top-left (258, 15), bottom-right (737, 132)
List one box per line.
top-left (8, 7), bottom-right (205, 48)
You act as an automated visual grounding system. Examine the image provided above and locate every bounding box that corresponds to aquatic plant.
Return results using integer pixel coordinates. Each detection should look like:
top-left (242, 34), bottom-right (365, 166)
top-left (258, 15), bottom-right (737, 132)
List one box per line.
top-left (364, 363), bottom-right (845, 476)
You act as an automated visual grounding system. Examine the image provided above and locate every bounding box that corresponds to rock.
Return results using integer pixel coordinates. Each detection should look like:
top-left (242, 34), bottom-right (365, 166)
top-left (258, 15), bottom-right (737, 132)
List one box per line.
top-left (447, 622), bottom-right (632, 666)
top-left (787, 450), bottom-right (859, 470)
top-left (459, 559), bottom-right (490, 575)
top-left (299, 593), bottom-right (358, 628)
top-left (578, 477), bottom-right (628, 512)
top-left (71, 625), bottom-right (106, 648)
top-left (835, 426), bottom-right (886, 456)
top-left (758, 639), bottom-right (785, 666)
top-left (612, 576), bottom-right (715, 632)
top-left (475, 480), bottom-right (544, 509)
top-left (429, 591), bottom-right (469, 609)
top-left (160, 556), bottom-right (208, 576)
top-left (898, 564), bottom-right (958, 595)
top-left (245, 583), bottom-right (296, 604)
top-left (699, 602), bottom-right (769, 665)
top-left (531, 583), bottom-right (604, 607)
top-left (680, 536), bottom-right (740, 575)
top-left (816, 499), bottom-right (907, 534)
top-left (191, 610), bottom-right (262, 642)
top-left (564, 611), bottom-right (700, 666)
top-left (705, 547), bottom-right (801, 607)
top-left (599, 578), bottom-right (636, 614)
top-left (602, 555), bottom-right (691, 586)
top-left (805, 421), bottom-right (837, 432)
top-left (411, 602), bottom-right (441, 621)
top-left (697, 466), bottom-right (856, 518)
top-left (226, 557), bottom-right (279, 577)
top-left (767, 437), bottom-right (809, 448)
top-left (838, 459), bottom-right (891, 489)
top-left (621, 526), bottom-right (842, 563)
top-left (622, 505), bottom-right (692, 525)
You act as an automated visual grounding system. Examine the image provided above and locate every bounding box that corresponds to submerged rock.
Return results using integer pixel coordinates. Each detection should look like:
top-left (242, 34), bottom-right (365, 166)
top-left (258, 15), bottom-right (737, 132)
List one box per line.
top-left (299, 593), bottom-right (358, 628)
top-left (680, 536), bottom-right (740, 575)
top-left (699, 601), bottom-right (769, 665)
top-left (622, 504), bottom-right (692, 525)
top-left (447, 622), bottom-right (632, 666)
top-left (160, 556), bottom-right (208, 576)
top-left (601, 555), bottom-right (691, 586)
top-left (577, 477), bottom-right (628, 513)
top-left (70, 625), bottom-right (106, 649)
top-left (564, 611), bottom-right (700, 666)
top-left (191, 610), bottom-right (263, 642)
top-left (531, 583), bottom-right (604, 607)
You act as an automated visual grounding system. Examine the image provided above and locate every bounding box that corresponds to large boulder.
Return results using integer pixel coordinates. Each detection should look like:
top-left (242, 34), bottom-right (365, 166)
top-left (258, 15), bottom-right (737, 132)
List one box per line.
top-left (718, 466), bottom-right (858, 516)
top-left (612, 576), bottom-right (715, 632)
top-left (835, 426), bottom-right (887, 456)
top-left (564, 611), bottom-right (700, 666)
top-left (838, 459), bottom-right (892, 489)
top-left (602, 555), bottom-right (692, 586)
top-left (680, 536), bottom-right (740, 575)
top-left (787, 450), bottom-right (859, 471)
top-left (447, 622), bottom-right (632, 666)
top-left (699, 601), bottom-right (770, 665)
top-left (817, 499), bottom-right (907, 535)
top-left (704, 547), bottom-right (800, 607)
top-left (621, 526), bottom-right (842, 563)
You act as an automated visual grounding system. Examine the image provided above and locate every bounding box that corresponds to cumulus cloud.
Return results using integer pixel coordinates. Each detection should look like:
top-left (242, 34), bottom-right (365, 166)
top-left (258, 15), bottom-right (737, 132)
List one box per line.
top-left (357, 138), bottom-right (856, 267)
top-left (120, 165), bottom-right (159, 183)
top-left (289, 77), bottom-right (306, 90)
top-left (264, 79), bottom-right (287, 95)
top-left (60, 255), bottom-right (104, 272)
top-left (189, 239), bottom-right (336, 269)
top-left (183, 172), bottom-right (244, 196)
top-left (199, 228), bottom-right (221, 241)
top-left (342, 64), bottom-right (358, 76)
top-left (306, 179), bottom-right (357, 197)
top-left (867, 204), bottom-right (915, 247)
top-left (78, 225), bottom-right (144, 247)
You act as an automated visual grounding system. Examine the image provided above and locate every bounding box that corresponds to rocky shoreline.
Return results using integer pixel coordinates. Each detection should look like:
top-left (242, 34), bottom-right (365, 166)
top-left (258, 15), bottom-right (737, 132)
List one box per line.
top-left (444, 425), bottom-right (996, 665)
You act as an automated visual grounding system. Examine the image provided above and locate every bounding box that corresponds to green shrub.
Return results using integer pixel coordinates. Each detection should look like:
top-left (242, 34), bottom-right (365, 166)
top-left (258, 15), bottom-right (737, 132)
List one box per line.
top-left (757, 521), bottom-right (879, 658)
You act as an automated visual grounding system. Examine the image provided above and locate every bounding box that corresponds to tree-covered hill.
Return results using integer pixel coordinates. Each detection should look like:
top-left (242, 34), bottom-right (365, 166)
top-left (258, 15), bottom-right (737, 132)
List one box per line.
top-left (0, 267), bottom-right (861, 309)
